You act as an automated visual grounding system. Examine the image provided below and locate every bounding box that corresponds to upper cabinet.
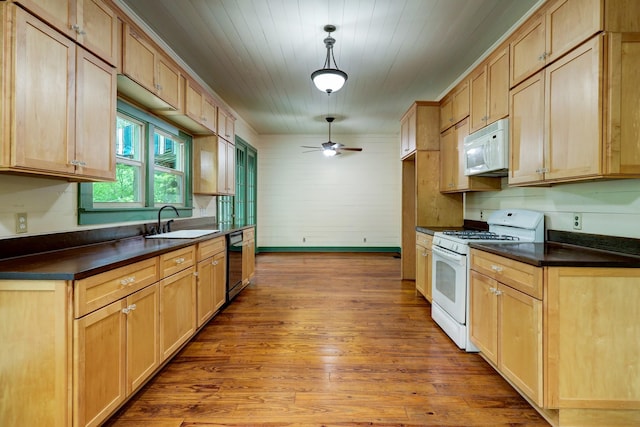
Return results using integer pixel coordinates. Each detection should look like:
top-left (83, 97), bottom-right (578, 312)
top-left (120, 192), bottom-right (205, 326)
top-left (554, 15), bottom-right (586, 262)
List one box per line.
top-left (469, 47), bottom-right (509, 133)
top-left (119, 22), bottom-right (182, 112)
top-left (509, 33), bottom-right (640, 186)
top-left (217, 107), bottom-right (235, 143)
top-left (440, 80), bottom-right (469, 132)
top-left (15, 0), bottom-right (118, 65)
top-left (400, 101), bottom-right (440, 159)
top-left (510, 0), bottom-right (640, 88)
top-left (0, 4), bottom-right (116, 181)
top-left (184, 78), bottom-right (218, 134)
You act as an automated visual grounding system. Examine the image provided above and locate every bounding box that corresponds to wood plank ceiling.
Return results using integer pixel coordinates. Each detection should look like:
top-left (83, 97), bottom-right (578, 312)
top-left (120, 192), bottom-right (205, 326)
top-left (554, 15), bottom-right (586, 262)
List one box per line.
top-left (117, 0), bottom-right (539, 136)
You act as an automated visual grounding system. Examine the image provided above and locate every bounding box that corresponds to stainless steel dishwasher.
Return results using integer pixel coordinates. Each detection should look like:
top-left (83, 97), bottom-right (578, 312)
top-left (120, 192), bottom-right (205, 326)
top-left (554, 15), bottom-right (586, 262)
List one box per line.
top-left (226, 230), bottom-right (244, 302)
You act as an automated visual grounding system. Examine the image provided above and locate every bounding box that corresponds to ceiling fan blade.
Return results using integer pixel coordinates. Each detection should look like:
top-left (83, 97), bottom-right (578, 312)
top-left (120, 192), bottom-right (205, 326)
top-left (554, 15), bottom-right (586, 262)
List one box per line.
top-left (302, 149), bottom-right (321, 153)
top-left (301, 145), bottom-right (321, 149)
top-left (339, 147), bottom-right (363, 151)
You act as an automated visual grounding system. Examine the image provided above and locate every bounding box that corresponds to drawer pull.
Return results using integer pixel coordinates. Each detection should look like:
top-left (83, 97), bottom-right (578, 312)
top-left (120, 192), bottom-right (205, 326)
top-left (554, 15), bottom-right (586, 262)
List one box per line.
top-left (491, 265), bottom-right (503, 272)
top-left (120, 276), bottom-right (135, 286)
top-left (174, 257), bottom-right (185, 264)
top-left (122, 304), bottom-right (137, 314)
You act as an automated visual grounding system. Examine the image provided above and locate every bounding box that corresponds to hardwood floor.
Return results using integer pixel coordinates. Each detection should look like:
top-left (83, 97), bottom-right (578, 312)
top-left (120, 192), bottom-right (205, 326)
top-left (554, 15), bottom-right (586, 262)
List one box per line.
top-left (105, 252), bottom-right (549, 426)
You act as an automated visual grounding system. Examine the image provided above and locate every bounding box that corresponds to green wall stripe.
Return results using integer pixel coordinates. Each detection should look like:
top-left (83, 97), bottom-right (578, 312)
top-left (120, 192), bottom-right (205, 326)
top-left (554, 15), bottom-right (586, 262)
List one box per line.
top-left (258, 246), bottom-right (401, 253)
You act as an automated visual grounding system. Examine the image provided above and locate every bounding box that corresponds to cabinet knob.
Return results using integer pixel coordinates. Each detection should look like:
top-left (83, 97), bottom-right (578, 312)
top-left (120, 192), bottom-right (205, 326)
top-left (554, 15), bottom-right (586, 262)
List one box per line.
top-left (491, 265), bottom-right (503, 272)
top-left (212, 260), bottom-right (219, 266)
top-left (120, 276), bottom-right (135, 286)
top-left (122, 304), bottom-right (137, 314)
top-left (175, 257), bottom-right (185, 264)
top-left (71, 24), bottom-right (86, 35)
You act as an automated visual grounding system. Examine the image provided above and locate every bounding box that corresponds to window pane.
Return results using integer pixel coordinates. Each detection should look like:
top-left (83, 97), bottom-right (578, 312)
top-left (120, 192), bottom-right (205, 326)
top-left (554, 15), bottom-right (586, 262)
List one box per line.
top-left (154, 132), bottom-right (183, 171)
top-left (94, 163), bottom-right (143, 204)
top-left (116, 115), bottom-right (142, 161)
top-left (154, 170), bottom-right (184, 205)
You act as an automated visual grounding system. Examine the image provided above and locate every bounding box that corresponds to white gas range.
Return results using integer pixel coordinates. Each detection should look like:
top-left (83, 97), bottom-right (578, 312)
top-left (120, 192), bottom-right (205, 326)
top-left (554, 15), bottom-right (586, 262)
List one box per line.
top-left (431, 209), bottom-right (545, 351)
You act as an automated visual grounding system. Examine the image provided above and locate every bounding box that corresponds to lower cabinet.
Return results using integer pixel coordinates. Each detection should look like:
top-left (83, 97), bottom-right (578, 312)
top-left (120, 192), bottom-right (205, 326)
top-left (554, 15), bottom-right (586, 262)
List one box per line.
top-left (242, 227), bottom-right (256, 285)
top-left (415, 232), bottom-right (432, 302)
top-left (470, 248), bottom-right (640, 426)
top-left (159, 266), bottom-right (196, 360)
top-left (196, 246), bottom-right (226, 328)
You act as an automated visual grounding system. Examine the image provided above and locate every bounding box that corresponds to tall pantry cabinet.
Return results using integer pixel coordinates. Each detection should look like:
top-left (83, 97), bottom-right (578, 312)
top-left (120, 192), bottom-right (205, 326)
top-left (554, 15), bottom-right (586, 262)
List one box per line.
top-left (400, 102), bottom-right (463, 280)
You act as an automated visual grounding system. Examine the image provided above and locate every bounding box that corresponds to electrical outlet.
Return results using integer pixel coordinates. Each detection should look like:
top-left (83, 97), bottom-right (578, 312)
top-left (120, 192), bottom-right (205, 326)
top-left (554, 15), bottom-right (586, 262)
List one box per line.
top-left (480, 210), bottom-right (484, 220)
top-left (363, 237), bottom-right (367, 243)
top-left (16, 212), bottom-right (28, 234)
top-left (303, 237), bottom-right (306, 243)
top-left (572, 213), bottom-right (582, 230)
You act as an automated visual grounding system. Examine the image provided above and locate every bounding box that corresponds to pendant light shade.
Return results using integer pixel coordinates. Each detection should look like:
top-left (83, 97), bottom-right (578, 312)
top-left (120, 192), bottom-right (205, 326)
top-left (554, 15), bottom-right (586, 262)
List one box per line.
top-left (311, 25), bottom-right (348, 95)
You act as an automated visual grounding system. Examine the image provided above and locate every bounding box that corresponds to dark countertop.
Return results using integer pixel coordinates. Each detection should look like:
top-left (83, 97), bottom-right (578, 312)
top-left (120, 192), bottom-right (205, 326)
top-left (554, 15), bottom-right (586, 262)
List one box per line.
top-left (0, 225), bottom-right (254, 280)
top-left (469, 241), bottom-right (640, 268)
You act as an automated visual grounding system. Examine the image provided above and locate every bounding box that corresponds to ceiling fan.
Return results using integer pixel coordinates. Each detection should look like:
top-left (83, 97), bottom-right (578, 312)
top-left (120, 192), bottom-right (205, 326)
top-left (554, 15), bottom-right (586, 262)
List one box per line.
top-left (301, 117), bottom-right (363, 157)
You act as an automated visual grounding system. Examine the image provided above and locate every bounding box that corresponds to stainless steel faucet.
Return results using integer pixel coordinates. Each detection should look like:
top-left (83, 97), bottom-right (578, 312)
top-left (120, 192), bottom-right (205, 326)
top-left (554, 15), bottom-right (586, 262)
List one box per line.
top-left (157, 205), bottom-right (179, 234)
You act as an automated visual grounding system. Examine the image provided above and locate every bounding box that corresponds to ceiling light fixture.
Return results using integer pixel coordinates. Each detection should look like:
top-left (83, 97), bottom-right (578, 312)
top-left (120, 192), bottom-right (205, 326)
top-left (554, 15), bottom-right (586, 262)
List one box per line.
top-left (311, 25), bottom-right (348, 95)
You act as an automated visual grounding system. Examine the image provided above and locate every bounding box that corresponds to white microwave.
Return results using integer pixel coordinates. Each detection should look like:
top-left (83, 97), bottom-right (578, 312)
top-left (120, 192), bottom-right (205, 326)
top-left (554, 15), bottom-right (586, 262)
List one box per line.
top-left (463, 118), bottom-right (509, 176)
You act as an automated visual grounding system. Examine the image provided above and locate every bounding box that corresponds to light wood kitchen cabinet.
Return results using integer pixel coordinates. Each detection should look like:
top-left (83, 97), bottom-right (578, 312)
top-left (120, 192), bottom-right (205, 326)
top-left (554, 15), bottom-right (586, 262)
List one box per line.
top-left (0, 280), bottom-right (70, 427)
top-left (469, 46), bottom-right (509, 133)
top-left (439, 80), bottom-right (469, 132)
top-left (243, 227), bottom-right (256, 285)
top-left (400, 101), bottom-right (440, 159)
top-left (73, 298), bottom-right (127, 427)
top-left (15, 0), bottom-right (118, 65)
top-left (510, 33), bottom-right (640, 186)
top-left (120, 22), bottom-right (182, 112)
top-left (125, 283), bottom-right (160, 394)
top-left (184, 78), bottom-right (218, 134)
top-left (509, 0), bottom-right (640, 88)
top-left (401, 101), bottom-right (463, 280)
top-left (196, 237), bottom-right (226, 327)
top-left (439, 118), bottom-right (501, 193)
top-left (470, 250), bottom-right (546, 408)
top-left (159, 266), bottom-right (196, 360)
top-left (193, 135), bottom-right (236, 195)
top-left (415, 232), bottom-right (432, 302)
top-left (470, 248), bottom-right (640, 426)
top-left (218, 137), bottom-right (236, 195)
top-left (218, 107), bottom-right (236, 142)
top-left (1, 4), bottom-right (116, 181)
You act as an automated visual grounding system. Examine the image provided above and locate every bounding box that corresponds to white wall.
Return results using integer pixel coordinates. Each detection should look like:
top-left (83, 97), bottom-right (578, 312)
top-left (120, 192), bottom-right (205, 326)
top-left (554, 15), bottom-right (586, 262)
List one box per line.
top-left (0, 174), bottom-right (218, 238)
top-left (466, 178), bottom-right (640, 238)
top-left (257, 133), bottom-right (401, 248)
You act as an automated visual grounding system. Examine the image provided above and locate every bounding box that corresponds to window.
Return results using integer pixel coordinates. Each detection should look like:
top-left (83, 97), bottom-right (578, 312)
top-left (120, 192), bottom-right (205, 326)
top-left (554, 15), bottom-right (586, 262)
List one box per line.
top-left (79, 100), bottom-right (192, 225)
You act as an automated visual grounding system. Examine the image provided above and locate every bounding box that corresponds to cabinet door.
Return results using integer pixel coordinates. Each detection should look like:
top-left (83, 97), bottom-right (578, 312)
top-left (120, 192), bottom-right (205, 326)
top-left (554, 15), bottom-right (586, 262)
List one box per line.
top-left (469, 270), bottom-right (498, 364)
top-left (486, 47), bottom-right (509, 125)
top-left (545, 35), bottom-right (602, 182)
top-left (439, 96), bottom-right (453, 131)
top-left (212, 250), bottom-right (227, 312)
top-left (156, 55), bottom-right (182, 111)
top-left (122, 23), bottom-right (156, 93)
top-left (74, 299), bottom-right (126, 427)
top-left (510, 15), bottom-right (545, 87)
top-left (242, 234), bottom-right (255, 285)
top-left (78, 0), bottom-right (118, 65)
top-left (509, 71), bottom-right (545, 185)
top-left (193, 136), bottom-right (218, 194)
top-left (400, 107), bottom-right (416, 157)
top-left (469, 65), bottom-right (487, 133)
top-left (226, 141), bottom-right (236, 195)
top-left (454, 118), bottom-right (470, 190)
top-left (452, 81), bottom-right (470, 124)
top-left (499, 283), bottom-right (543, 407)
top-left (196, 257), bottom-right (215, 327)
top-left (545, 0), bottom-right (601, 65)
top-left (439, 126), bottom-right (456, 192)
top-left (415, 243), bottom-right (432, 302)
top-left (160, 267), bottom-right (196, 360)
top-left (126, 284), bottom-right (160, 394)
top-left (202, 95), bottom-right (217, 133)
top-left (75, 47), bottom-right (116, 180)
top-left (12, 7), bottom-right (76, 175)
top-left (15, 0), bottom-right (75, 39)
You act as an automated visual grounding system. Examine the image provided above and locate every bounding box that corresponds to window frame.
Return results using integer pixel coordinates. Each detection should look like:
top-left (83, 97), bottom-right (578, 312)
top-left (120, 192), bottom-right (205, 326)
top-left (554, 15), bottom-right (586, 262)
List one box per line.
top-left (78, 100), bottom-right (193, 225)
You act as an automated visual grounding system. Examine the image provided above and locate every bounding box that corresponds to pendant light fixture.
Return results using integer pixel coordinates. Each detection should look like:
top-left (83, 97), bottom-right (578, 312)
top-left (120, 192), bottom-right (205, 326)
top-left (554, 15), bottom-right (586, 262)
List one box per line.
top-left (311, 25), bottom-right (348, 95)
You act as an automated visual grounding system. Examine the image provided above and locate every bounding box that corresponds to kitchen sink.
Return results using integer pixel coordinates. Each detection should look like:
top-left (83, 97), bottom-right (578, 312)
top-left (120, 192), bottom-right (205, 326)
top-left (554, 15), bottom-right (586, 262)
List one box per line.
top-left (145, 229), bottom-right (219, 239)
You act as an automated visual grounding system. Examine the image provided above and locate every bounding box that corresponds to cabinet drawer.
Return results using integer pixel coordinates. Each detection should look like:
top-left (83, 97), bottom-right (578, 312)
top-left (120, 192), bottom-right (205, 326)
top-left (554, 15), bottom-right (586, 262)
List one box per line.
top-left (470, 249), bottom-right (542, 299)
top-left (160, 246), bottom-right (196, 277)
top-left (197, 236), bottom-right (225, 260)
top-left (74, 257), bottom-right (159, 318)
top-left (416, 232), bottom-right (433, 247)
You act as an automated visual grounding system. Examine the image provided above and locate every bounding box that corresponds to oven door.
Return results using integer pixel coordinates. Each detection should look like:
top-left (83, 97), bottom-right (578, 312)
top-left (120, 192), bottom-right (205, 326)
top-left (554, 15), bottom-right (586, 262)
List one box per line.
top-left (431, 244), bottom-right (467, 324)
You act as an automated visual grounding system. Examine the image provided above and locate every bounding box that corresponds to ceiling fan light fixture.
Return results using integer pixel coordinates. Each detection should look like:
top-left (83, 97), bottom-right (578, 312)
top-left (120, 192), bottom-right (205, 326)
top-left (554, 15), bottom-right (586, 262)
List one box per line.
top-left (323, 148), bottom-right (338, 157)
top-left (311, 25), bottom-right (348, 94)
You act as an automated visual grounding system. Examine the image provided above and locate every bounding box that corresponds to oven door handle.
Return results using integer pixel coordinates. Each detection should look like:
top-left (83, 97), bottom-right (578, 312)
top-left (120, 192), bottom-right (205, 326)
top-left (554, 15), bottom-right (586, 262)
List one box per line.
top-left (432, 245), bottom-right (465, 264)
